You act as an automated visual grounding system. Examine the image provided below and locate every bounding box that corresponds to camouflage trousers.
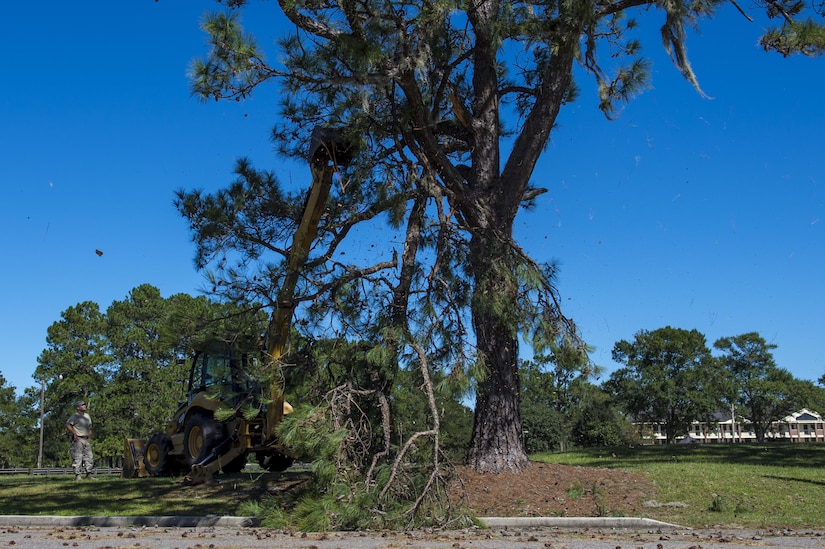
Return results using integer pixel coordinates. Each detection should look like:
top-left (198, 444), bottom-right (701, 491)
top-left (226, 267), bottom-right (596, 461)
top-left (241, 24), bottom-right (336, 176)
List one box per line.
top-left (70, 437), bottom-right (94, 475)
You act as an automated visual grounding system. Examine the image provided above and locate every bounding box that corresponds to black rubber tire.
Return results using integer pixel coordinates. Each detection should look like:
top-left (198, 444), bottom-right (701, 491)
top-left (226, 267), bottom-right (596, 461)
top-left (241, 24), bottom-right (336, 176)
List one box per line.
top-left (143, 433), bottom-right (175, 476)
top-left (221, 452), bottom-right (248, 473)
top-left (257, 451), bottom-right (294, 472)
top-left (183, 413), bottom-right (224, 466)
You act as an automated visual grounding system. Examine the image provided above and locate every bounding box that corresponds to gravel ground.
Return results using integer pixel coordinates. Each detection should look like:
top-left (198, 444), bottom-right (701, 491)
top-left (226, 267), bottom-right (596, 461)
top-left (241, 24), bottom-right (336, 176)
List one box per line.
top-left (1, 525), bottom-right (824, 549)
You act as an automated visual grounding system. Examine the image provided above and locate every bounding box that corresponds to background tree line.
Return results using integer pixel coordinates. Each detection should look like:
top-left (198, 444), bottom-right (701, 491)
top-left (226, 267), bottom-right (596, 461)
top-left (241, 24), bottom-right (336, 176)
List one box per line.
top-left (523, 326), bottom-right (825, 451)
top-left (2, 291), bottom-right (823, 469)
top-left (0, 283), bottom-right (475, 469)
top-left (0, 284), bottom-right (260, 468)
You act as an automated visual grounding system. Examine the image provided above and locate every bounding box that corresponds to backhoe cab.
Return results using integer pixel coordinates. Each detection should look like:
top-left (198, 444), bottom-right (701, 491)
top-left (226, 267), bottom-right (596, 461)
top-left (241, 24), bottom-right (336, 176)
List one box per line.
top-left (123, 126), bottom-right (355, 483)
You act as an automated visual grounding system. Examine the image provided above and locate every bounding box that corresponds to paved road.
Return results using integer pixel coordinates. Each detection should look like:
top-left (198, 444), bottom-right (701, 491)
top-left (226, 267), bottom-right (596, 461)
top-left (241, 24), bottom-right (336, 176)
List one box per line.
top-left (0, 523), bottom-right (824, 549)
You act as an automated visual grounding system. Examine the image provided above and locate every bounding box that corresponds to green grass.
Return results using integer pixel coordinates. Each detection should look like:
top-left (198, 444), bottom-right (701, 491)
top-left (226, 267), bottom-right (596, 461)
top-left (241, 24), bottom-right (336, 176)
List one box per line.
top-left (3, 445), bottom-right (825, 529)
top-left (0, 471), bottom-right (297, 517)
top-left (533, 443), bottom-right (825, 528)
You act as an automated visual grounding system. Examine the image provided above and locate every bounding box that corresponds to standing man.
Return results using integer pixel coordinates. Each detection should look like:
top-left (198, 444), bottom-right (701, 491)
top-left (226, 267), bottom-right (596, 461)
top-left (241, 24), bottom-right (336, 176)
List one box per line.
top-left (65, 401), bottom-right (94, 480)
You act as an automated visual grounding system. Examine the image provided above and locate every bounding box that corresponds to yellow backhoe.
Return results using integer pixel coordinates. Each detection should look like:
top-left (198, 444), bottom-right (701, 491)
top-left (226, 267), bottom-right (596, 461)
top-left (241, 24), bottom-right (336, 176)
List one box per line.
top-left (123, 128), bottom-right (354, 483)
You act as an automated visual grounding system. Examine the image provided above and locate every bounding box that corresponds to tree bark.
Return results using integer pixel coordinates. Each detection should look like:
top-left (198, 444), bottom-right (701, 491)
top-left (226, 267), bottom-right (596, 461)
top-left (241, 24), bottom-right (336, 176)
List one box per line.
top-left (464, 233), bottom-right (529, 473)
top-left (465, 329), bottom-right (528, 472)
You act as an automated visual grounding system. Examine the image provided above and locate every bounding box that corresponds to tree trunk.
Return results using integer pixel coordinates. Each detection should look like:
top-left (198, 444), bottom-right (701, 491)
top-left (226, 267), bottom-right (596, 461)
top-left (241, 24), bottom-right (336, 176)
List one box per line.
top-left (464, 233), bottom-right (529, 473)
top-left (465, 336), bottom-right (528, 472)
top-left (755, 423), bottom-right (767, 443)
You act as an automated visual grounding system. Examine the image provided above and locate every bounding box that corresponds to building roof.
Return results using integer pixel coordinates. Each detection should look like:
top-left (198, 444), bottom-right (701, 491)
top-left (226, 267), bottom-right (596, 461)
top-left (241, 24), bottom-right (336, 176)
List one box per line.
top-left (782, 408), bottom-right (823, 423)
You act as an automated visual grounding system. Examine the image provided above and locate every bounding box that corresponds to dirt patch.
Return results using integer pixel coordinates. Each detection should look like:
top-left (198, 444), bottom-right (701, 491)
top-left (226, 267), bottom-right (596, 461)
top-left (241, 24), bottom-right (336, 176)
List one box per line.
top-left (208, 461), bottom-right (655, 519)
top-left (454, 461), bottom-right (656, 517)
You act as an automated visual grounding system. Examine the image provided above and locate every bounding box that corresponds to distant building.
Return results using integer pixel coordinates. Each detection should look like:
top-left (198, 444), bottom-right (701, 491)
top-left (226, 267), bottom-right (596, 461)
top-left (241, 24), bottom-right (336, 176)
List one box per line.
top-left (636, 408), bottom-right (825, 444)
top-left (773, 409), bottom-right (825, 443)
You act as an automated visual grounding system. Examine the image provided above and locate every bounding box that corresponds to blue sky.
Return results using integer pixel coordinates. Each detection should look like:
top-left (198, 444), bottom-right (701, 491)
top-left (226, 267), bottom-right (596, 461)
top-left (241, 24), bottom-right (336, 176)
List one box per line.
top-left (2, 1), bottom-right (823, 396)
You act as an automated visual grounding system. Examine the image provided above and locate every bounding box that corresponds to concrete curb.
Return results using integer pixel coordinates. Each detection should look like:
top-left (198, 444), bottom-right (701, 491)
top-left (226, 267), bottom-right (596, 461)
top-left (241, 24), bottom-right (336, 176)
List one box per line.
top-left (479, 516), bottom-right (686, 529)
top-left (0, 515), bottom-right (685, 529)
top-left (0, 515), bottom-right (260, 528)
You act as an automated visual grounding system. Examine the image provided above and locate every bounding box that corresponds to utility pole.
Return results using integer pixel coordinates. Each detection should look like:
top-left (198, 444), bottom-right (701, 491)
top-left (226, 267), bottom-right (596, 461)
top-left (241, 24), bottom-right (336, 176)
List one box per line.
top-left (37, 379), bottom-right (44, 468)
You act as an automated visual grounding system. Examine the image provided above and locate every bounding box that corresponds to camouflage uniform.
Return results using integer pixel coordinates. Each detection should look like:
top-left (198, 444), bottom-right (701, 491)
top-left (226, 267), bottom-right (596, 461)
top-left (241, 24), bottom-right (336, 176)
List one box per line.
top-left (65, 401), bottom-right (94, 479)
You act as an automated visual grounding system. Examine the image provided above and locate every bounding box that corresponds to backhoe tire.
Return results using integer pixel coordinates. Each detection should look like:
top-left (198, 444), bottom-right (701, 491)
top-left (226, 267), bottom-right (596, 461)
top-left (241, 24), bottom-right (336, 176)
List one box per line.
top-left (257, 451), bottom-right (294, 472)
top-left (183, 413), bottom-right (224, 466)
top-left (144, 433), bottom-right (175, 476)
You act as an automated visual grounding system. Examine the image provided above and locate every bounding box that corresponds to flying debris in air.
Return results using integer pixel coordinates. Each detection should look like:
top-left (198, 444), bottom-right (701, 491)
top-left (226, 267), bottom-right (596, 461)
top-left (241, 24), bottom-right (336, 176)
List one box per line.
top-left (95, 249), bottom-right (104, 257)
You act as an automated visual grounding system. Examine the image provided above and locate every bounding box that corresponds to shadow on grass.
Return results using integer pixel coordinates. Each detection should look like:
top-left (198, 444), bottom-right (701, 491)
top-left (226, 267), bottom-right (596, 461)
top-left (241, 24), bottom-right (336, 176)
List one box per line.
top-left (0, 470), bottom-right (313, 517)
top-left (549, 443), bottom-right (825, 470)
top-left (762, 474), bottom-right (825, 487)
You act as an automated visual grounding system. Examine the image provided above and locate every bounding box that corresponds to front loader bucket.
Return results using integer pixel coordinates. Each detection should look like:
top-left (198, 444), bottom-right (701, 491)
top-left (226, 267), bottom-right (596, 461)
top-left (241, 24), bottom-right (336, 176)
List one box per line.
top-left (122, 438), bottom-right (149, 478)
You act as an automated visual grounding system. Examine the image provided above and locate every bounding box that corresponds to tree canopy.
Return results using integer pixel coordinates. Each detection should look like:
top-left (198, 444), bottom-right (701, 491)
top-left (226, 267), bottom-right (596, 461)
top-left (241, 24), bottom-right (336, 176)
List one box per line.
top-left (31, 285), bottom-right (258, 465)
top-left (181, 0), bottom-right (824, 473)
top-left (0, 374), bottom-right (33, 468)
top-left (715, 332), bottom-right (798, 442)
top-left (608, 326), bottom-right (724, 443)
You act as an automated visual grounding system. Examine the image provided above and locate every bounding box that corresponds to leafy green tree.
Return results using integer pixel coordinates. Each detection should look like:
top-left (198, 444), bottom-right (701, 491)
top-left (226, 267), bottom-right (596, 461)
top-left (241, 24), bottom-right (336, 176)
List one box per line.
top-left (520, 342), bottom-right (598, 452)
top-left (570, 384), bottom-right (638, 448)
top-left (96, 285), bottom-right (191, 462)
top-left (185, 0), bottom-right (823, 472)
top-left (608, 327), bottom-right (723, 443)
top-left (16, 389), bottom-right (41, 467)
top-left (35, 302), bottom-right (109, 466)
top-left (0, 374), bottom-right (37, 468)
top-left (520, 346), bottom-right (631, 451)
top-left (790, 378), bottom-right (825, 417)
top-left (521, 399), bottom-right (570, 454)
top-left (0, 373), bottom-right (20, 467)
top-left (714, 332), bottom-right (792, 442)
top-left (520, 361), bottom-right (570, 453)
top-left (37, 301), bottom-right (109, 406)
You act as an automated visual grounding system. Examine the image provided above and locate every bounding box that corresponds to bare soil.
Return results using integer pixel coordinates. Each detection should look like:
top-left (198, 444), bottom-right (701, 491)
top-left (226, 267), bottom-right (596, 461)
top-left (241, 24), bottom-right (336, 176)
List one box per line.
top-left (454, 460), bottom-right (656, 517)
top-left (198, 460), bottom-right (656, 519)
